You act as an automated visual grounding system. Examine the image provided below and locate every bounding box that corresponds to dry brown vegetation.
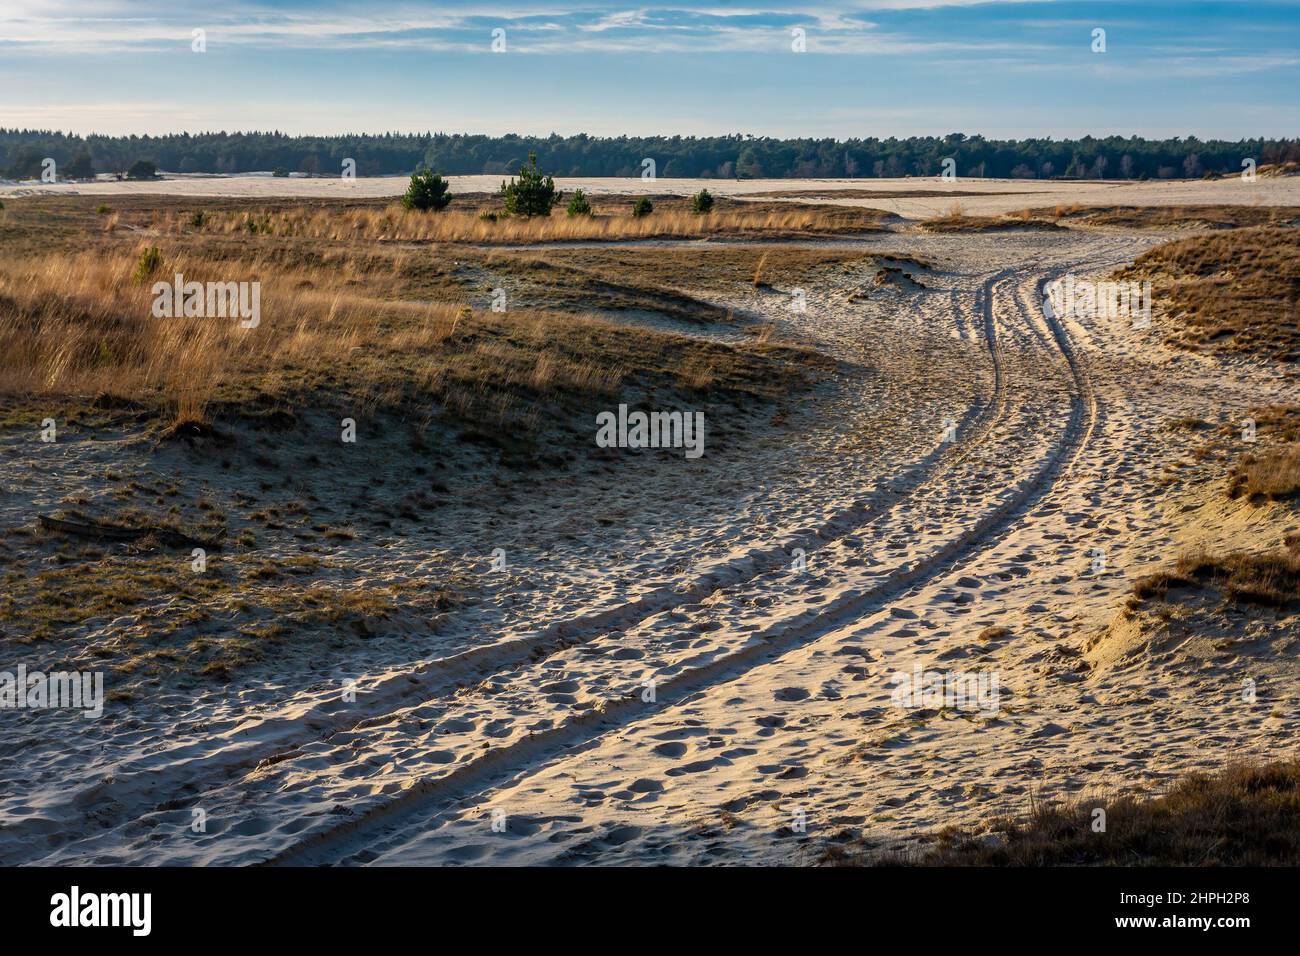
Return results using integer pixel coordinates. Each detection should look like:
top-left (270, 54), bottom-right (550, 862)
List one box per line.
top-left (0, 198), bottom-right (827, 437)
top-left (1129, 537), bottom-right (1300, 610)
top-left (0, 194), bottom-right (843, 683)
top-left (1033, 203), bottom-right (1300, 230)
top-left (154, 195), bottom-right (888, 244)
top-left (1117, 226), bottom-right (1300, 361)
top-left (825, 760), bottom-right (1300, 865)
top-left (0, 247), bottom-right (463, 423)
top-left (1226, 405), bottom-right (1300, 502)
top-left (1229, 445), bottom-right (1300, 502)
top-left (1154, 404), bottom-right (1299, 501)
top-left (918, 203), bottom-right (1063, 233)
top-left (0, 530), bottom-right (466, 682)
top-left (746, 187), bottom-right (1033, 200)
top-left (922, 203), bottom-right (1300, 234)
top-left (541, 244), bottom-right (891, 291)
top-left (1128, 402), bottom-right (1300, 632)
top-left (1259, 161), bottom-right (1300, 178)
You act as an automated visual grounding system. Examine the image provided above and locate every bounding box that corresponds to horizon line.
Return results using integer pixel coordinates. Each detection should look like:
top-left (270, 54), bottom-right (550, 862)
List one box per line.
top-left (6, 128), bottom-right (1293, 143)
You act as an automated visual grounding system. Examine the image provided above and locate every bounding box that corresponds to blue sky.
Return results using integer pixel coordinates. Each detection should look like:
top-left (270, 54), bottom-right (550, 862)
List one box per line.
top-left (2, 1), bottom-right (1298, 138)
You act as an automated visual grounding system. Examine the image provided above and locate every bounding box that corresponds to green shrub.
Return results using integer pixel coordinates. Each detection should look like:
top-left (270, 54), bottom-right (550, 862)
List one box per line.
top-left (500, 152), bottom-right (560, 217)
top-left (690, 188), bottom-right (714, 214)
top-left (632, 197), bottom-right (653, 219)
top-left (567, 189), bottom-right (592, 217)
top-left (189, 210), bottom-right (206, 228)
top-left (96, 204), bottom-right (111, 215)
top-left (133, 246), bottom-right (163, 283)
top-left (401, 169), bottom-right (452, 212)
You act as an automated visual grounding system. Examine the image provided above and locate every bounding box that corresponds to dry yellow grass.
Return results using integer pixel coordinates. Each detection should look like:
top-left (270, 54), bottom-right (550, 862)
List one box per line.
top-left (0, 245), bottom-right (461, 424)
top-left (159, 201), bottom-right (886, 244)
top-left (1226, 406), bottom-right (1300, 503)
top-left (1229, 444), bottom-right (1300, 502)
top-left (0, 196), bottom-right (837, 688)
top-left (0, 227), bottom-right (823, 438)
top-left (1130, 537), bottom-right (1300, 609)
top-left (922, 203), bottom-right (1300, 234)
top-left (918, 202), bottom-right (1063, 233)
top-left (825, 760), bottom-right (1300, 866)
top-left (1042, 203), bottom-right (1300, 229)
top-left (1117, 226), bottom-right (1300, 361)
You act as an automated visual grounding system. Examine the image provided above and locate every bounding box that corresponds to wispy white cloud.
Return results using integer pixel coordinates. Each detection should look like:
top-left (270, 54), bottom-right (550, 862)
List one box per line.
top-left (3, 1), bottom-right (1297, 139)
top-left (0, 1), bottom-right (1058, 55)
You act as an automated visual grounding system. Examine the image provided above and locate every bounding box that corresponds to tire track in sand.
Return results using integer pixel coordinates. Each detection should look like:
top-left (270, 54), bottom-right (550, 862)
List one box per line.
top-left (256, 262), bottom-right (1095, 867)
top-left (4, 267), bottom-right (1019, 866)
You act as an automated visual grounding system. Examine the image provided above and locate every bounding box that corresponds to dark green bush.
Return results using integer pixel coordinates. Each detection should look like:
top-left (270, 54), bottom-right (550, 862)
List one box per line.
top-left (501, 152), bottom-right (560, 217)
top-left (567, 189), bottom-right (592, 217)
top-left (691, 188), bottom-right (714, 214)
top-left (401, 169), bottom-right (452, 212)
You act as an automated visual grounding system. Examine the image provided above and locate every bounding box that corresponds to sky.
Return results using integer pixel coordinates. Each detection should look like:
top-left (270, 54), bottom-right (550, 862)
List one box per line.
top-left (2, 0), bottom-right (1298, 140)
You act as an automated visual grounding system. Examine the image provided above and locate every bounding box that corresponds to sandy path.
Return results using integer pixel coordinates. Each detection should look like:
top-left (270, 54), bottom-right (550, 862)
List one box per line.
top-left (251, 245), bottom-right (1112, 866)
top-left (349, 236), bottom-right (1291, 867)
top-left (0, 238), bottom-right (968, 862)
top-left (3, 228), bottom-right (1294, 866)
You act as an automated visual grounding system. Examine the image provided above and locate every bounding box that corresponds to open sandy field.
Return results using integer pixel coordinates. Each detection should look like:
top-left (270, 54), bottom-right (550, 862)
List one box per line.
top-left (0, 177), bottom-right (1297, 866)
top-left (8, 172), bottom-right (1300, 220)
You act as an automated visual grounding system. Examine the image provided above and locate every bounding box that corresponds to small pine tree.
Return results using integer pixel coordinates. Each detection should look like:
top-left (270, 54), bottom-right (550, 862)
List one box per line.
top-left (690, 188), bottom-right (714, 214)
top-left (501, 152), bottom-right (560, 217)
top-left (402, 169), bottom-right (452, 212)
top-left (567, 189), bottom-right (592, 217)
top-left (632, 197), bottom-right (653, 218)
top-left (133, 246), bottom-right (162, 282)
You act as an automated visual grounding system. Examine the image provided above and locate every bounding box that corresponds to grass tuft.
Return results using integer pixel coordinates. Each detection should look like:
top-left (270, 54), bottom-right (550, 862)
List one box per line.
top-left (824, 760), bottom-right (1300, 866)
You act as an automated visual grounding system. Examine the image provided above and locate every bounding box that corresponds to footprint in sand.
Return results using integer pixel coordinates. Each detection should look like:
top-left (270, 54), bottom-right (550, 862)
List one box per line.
top-left (446, 843), bottom-right (492, 861)
top-left (540, 679), bottom-right (579, 694)
top-left (582, 825), bottom-right (640, 848)
top-left (652, 741), bottom-right (688, 757)
top-left (670, 758), bottom-right (723, 775)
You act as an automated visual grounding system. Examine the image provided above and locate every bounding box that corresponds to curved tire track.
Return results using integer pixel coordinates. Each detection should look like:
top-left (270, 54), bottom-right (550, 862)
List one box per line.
top-left (6, 268), bottom-right (1021, 864)
top-left (258, 263), bottom-right (1097, 867)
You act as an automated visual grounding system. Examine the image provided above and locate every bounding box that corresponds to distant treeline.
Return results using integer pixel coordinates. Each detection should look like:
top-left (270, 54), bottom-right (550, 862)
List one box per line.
top-left (4, 129), bottom-right (1299, 181)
